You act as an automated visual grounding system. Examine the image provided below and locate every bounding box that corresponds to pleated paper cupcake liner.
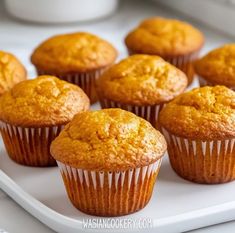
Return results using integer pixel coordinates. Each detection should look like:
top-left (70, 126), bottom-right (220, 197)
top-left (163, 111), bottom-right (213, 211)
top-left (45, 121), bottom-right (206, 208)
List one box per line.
top-left (57, 159), bottom-right (162, 216)
top-left (164, 52), bottom-right (198, 85)
top-left (99, 98), bottom-right (163, 126)
top-left (37, 68), bottom-right (106, 104)
top-left (0, 121), bottom-right (64, 167)
top-left (199, 76), bottom-right (235, 91)
top-left (127, 49), bottom-right (199, 85)
top-left (161, 127), bottom-right (235, 184)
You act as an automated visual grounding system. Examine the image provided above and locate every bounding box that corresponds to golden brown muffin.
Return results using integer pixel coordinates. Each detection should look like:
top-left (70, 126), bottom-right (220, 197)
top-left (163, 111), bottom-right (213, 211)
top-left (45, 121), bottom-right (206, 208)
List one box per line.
top-left (0, 51), bottom-right (27, 95)
top-left (195, 44), bottom-right (235, 89)
top-left (125, 17), bottom-right (204, 57)
top-left (31, 32), bottom-right (117, 74)
top-left (0, 75), bottom-right (90, 167)
top-left (0, 75), bottom-right (90, 127)
top-left (97, 54), bottom-right (187, 125)
top-left (159, 86), bottom-right (235, 184)
top-left (31, 32), bottom-right (117, 103)
top-left (125, 17), bottom-right (204, 85)
top-left (51, 108), bottom-right (166, 216)
top-left (97, 54), bottom-right (188, 106)
top-left (159, 86), bottom-right (235, 140)
top-left (51, 108), bottom-right (166, 171)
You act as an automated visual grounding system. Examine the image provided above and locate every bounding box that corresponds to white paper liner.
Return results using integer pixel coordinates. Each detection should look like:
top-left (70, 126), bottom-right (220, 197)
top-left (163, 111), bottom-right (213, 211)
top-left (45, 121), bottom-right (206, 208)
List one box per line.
top-left (57, 159), bottom-right (162, 216)
top-left (57, 159), bottom-right (161, 189)
top-left (0, 121), bottom-right (64, 166)
top-left (37, 68), bottom-right (106, 103)
top-left (164, 52), bottom-right (198, 85)
top-left (165, 52), bottom-right (198, 68)
top-left (99, 98), bottom-right (163, 125)
top-left (161, 127), bottom-right (235, 183)
top-left (198, 76), bottom-right (235, 91)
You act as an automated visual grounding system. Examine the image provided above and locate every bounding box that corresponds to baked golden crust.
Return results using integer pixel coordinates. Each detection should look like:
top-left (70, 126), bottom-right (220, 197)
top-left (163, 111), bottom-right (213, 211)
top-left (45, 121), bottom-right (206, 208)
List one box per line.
top-left (0, 75), bottom-right (90, 127)
top-left (0, 51), bottom-right (27, 95)
top-left (97, 55), bottom-right (188, 105)
top-left (195, 44), bottom-right (235, 87)
top-left (125, 17), bottom-right (204, 57)
top-left (31, 32), bottom-right (118, 74)
top-left (50, 108), bottom-right (167, 171)
top-left (159, 86), bottom-right (235, 140)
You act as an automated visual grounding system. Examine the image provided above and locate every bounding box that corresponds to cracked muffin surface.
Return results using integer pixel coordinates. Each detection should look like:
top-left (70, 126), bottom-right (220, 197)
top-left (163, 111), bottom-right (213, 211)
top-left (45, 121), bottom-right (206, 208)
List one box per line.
top-left (159, 86), bottom-right (235, 140)
top-left (0, 75), bottom-right (90, 127)
top-left (195, 44), bottom-right (235, 87)
top-left (125, 17), bottom-right (204, 57)
top-left (50, 108), bottom-right (167, 171)
top-left (31, 32), bottom-right (118, 74)
top-left (97, 54), bottom-right (188, 105)
top-left (0, 51), bottom-right (27, 95)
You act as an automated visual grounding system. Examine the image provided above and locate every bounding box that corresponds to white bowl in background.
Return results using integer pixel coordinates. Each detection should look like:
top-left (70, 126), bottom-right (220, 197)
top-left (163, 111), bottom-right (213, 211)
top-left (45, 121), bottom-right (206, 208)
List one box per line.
top-left (4, 0), bottom-right (119, 23)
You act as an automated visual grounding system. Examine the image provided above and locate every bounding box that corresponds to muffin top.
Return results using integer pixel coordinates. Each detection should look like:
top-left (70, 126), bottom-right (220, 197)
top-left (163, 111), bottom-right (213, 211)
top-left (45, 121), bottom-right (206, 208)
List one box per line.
top-left (195, 44), bottom-right (235, 88)
top-left (125, 17), bottom-right (204, 57)
top-left (0, 51), bottom-right (27, 95)
top-left (31, 32), bottom-right (118, 74)
top-left (159, 86), bottom-right (235, 140)
top-left (0, 75), bottom-right (90, 127)
top-left (50, 109), bottom-right (167, 171)
top-left (97, 55), bottom-right (188, 105)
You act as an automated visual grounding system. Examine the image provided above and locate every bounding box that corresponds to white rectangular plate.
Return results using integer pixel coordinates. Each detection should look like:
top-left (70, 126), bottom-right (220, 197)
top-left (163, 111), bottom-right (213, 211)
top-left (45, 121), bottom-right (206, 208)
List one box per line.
top-left (1, 106), bottom-right (235, 233)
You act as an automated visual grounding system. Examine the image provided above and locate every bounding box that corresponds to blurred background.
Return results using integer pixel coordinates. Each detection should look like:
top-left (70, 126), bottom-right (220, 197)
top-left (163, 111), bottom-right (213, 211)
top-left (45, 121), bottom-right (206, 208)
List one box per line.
top-left (0, 0), bottom-right (233, 78)
top-left (3, 0), bottom-right (235, 35)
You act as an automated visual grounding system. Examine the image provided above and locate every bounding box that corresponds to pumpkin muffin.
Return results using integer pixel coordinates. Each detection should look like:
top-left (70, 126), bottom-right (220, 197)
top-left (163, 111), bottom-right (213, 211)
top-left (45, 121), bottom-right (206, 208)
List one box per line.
top-left (51, 108), bottom-right (167, 216)
top-left (159, 86), bottom-right (235, 184)
top-left (125, 17), bottom-right (204, 85)
top-left (195, 44), bottom-right (235, 90)
top-left (0, 50), bottom-right (26, 95)
top-left (0, 75), bottom-right (89, 167)
top-left (31, 32), bottom-right (118, 103)
top-left (97, 54), bottom-right (187, 125)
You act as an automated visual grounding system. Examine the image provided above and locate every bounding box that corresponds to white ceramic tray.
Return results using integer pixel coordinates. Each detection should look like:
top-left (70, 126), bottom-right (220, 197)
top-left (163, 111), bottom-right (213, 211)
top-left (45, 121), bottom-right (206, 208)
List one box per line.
top-left (1, 101), bottom-right (235, 233)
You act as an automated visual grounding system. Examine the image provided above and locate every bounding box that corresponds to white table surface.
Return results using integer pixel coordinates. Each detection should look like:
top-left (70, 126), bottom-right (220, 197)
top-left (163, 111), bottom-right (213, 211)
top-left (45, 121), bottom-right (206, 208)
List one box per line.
top-left (0, 0), bottom-right (234, 232)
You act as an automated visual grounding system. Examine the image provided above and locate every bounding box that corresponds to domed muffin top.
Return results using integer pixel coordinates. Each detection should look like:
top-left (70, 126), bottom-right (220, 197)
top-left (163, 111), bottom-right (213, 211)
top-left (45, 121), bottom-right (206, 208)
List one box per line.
top-left (31, 32), bottom-right (118, 74)
top-left (0, 75), bottom-right (90, 127)
top-left (0, 51), bottom-right (27, 95)
top-left (125, 17), bottom-right (204, 57)
top-left (50, 108), bottom-right (167, 171)
top-left (195, 44), bottom-right (235, 88)
top-left (97, 54), bottom-right (188, 105)
top-left (159, 86), bottom-right (235, 140)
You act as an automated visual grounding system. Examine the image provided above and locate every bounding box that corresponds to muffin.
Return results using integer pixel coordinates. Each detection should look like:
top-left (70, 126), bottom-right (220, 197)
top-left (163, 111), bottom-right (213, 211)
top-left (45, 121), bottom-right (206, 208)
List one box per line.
top-left (159, 86), bottom-right (235, 184)
top-left (50, 108), bottom-right (166, 216)
top-left (31, 32), bottom-right (118, 103)
top-left (195, 44), bottom-right (235, 90)
top-left (0, 75), bottom-right (89, 167)
top-left (0, 50), bottom-right (27, 95)
top-left (125, 17), bottom-right (204, 85)
top-left (97, 54), bottom-right (187, 126)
